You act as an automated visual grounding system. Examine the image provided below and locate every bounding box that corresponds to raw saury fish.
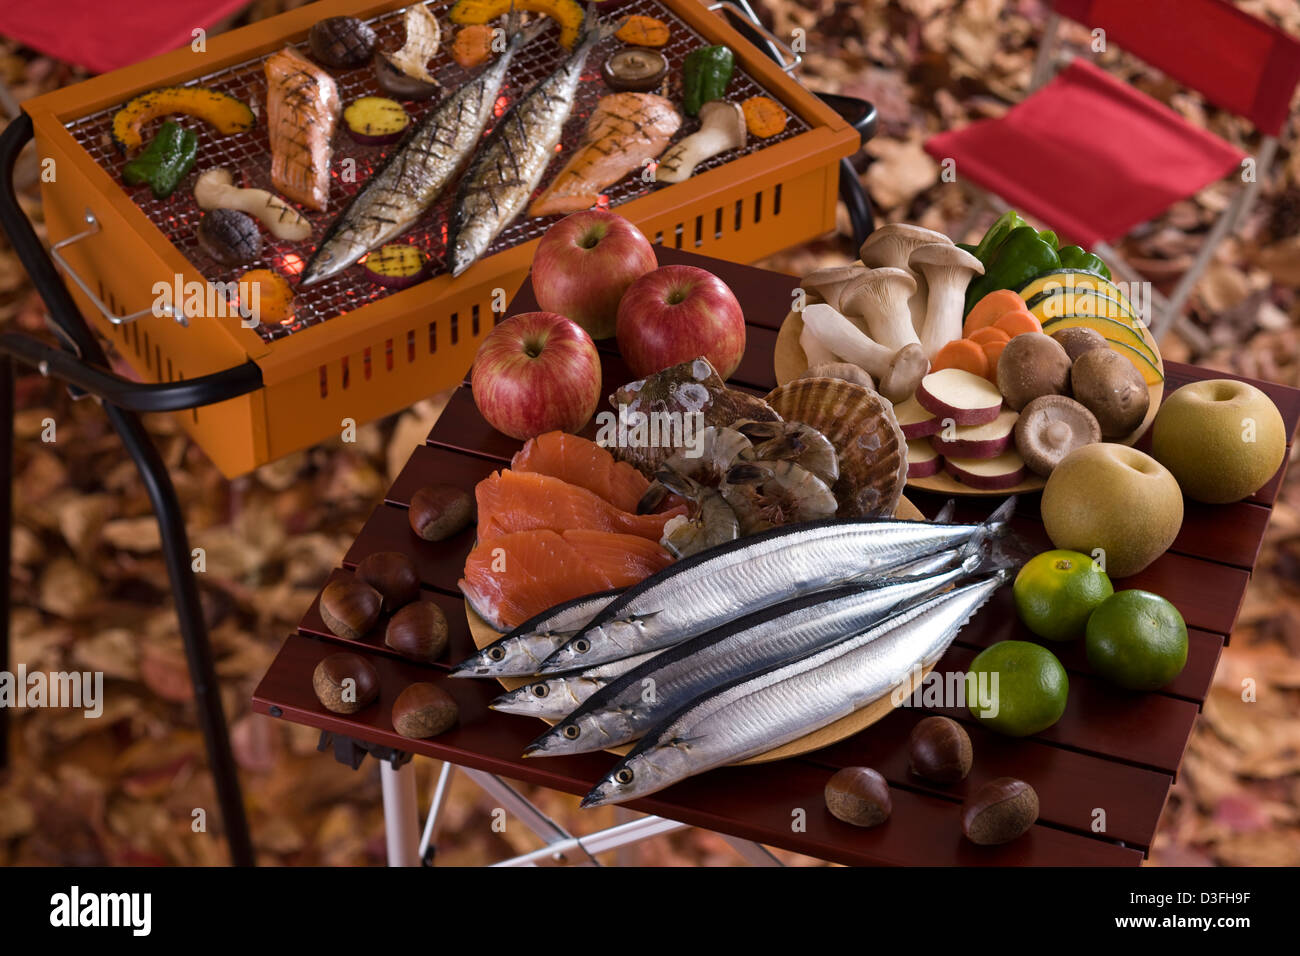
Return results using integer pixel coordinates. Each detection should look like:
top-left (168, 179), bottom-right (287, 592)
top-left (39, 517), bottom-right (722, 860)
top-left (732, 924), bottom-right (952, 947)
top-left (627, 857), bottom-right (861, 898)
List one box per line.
top-left (451, 589), bottom-right (622, 678)
top-left (528, 92), bottom-right (681, 217)
top-left (263, 47), bottom-right (341, 211)
top-left (490, 651), bottom-right (662, 719)
top-left (460, 528), bottom-right (672, 631)
top-left (300, 19), bottom-right (543, 285)
top-left (511, 431), bottom-right (650, 513)
top-left (524, 552), bottom-right (992, 755)
top-left (476, 470), bottom-right (682, 541)
top-left (538, 498), bottom-right (1015, 672)
top-left (582, 572), bottom-right (1010, 807)
top-left (448, 16), bottom-right (614, 275)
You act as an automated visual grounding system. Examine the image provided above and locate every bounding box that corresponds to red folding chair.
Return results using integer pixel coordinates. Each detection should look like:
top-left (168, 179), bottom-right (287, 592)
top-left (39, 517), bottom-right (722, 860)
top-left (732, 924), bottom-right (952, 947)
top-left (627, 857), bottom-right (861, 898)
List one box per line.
top-left (925, 0), bottom-right (1300, 338)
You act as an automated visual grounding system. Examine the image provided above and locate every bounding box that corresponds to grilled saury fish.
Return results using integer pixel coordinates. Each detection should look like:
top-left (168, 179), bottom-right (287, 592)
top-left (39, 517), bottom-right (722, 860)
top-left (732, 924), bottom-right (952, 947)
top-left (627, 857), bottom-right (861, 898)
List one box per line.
top-left (301, 18), bottom-right (542, 286)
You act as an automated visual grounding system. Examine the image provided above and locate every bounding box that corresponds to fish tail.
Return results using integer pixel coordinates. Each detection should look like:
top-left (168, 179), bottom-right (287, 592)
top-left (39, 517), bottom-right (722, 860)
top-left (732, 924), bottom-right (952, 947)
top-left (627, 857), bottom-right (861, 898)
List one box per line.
top-left (932, 498), bottom-right (957, 524)
top-left (580, 2), bottom-right (619, 46)
top-left (960, 533), bottom-right (1030, 577)
top-left (956, 496), bottom-right (1016, 562)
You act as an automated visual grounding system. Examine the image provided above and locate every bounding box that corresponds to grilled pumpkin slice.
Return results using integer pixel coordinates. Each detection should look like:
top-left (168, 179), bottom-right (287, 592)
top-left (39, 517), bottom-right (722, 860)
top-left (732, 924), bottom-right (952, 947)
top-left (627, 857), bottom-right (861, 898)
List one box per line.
top-left (449, 0), bottom-right (586, 49)
top-left (112, 87), bottom-right (256, 153)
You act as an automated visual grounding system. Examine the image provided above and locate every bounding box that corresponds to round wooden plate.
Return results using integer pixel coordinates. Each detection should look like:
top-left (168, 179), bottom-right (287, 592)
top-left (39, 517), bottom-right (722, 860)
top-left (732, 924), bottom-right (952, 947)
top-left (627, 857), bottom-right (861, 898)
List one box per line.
top-left (774, 309), bottom-right (1165, 496)
top-left (464, 497), bottom-right (927, 765)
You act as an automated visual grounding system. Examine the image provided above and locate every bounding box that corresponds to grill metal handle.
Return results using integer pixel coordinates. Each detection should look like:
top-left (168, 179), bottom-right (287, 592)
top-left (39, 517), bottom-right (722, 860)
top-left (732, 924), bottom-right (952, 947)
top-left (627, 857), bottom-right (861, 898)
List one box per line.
top-left (50, 208), bottom-right (185, 328)
top-left (708, 1), bottom-right (801, 74)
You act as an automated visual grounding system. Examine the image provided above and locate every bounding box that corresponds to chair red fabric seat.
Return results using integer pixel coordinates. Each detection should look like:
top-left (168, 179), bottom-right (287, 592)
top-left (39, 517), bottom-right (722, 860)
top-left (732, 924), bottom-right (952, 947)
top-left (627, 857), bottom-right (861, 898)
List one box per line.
top-left (924, 58), bottom-right (1247, 248)
top-left (2, 0), bottom-right (251, 74)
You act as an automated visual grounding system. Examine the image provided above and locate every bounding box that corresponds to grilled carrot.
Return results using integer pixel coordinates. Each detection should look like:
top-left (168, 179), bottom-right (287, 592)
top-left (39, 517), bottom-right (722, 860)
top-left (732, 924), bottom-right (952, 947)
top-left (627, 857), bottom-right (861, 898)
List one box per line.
top-left (742, 96), bottom-right (787, 138)
top-left (616, 15), bottom-right (669, 47)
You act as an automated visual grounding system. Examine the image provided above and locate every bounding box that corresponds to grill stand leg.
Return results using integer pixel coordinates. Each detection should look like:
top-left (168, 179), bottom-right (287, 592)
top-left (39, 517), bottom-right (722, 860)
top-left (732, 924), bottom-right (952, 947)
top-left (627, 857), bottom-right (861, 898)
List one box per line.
top-left (108, 405), bottom-right (255, 867)
top-left (0, 356), bottom-right (12, 775)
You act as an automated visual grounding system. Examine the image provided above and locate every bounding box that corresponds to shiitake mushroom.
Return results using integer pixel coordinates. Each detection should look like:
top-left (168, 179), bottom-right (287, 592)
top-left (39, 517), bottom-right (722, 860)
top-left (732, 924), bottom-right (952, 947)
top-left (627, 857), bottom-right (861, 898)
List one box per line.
top-left (196, 209), bottom-right (262, 267)
top-left (309, 16), bottom-right (377, 69)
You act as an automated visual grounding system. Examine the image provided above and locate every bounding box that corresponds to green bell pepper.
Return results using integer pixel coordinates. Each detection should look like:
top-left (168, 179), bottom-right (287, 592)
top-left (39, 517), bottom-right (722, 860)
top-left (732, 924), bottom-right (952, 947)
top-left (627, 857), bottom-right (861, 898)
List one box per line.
top-left (1058, 244), bottom-right (1112, 280)
top-left (971, 210), bottom-right (1028, 265)
top-left (122, 120), bottom-right (197, 200)
top-left (683, 45), bottom-right (734, 116)
top-left (963, 225), bottom-right (1063, 313)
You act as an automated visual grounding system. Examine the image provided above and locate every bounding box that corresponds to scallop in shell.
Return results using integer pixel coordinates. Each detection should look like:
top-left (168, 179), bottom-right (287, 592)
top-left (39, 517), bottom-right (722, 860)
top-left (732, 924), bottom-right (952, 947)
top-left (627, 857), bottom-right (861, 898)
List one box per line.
top-left (762, 377), bottom-right (908, 518)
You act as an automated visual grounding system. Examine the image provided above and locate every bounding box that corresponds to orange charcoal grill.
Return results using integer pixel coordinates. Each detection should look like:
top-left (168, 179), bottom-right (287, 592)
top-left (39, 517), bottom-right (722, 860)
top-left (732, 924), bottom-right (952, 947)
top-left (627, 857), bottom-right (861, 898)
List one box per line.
top-left (21, 0), bottom-right (863, 477)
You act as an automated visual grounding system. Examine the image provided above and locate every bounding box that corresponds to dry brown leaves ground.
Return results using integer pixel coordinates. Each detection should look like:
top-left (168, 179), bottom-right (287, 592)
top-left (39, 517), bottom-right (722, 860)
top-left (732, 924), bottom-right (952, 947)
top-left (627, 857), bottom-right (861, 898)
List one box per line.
top-left (1, 0), bottom-right (1298, 867)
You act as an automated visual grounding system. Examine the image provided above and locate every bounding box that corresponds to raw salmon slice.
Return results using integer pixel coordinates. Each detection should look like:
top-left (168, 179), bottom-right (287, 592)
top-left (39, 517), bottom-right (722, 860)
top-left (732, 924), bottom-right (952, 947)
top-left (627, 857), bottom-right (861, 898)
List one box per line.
top-left (459, 528), bottom-right (671, 631)
top-left (511, 431), bottom-right (650, 513)
top-left (476, 470), bottom-right (680, 541)
top-left (562, 528), bottom-right (673, 585)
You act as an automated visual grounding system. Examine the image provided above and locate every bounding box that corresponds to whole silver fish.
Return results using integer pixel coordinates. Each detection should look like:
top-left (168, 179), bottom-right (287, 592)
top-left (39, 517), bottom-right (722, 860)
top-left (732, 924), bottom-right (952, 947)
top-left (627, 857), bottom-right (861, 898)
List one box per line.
top-left (525, 552), bottom-right (993, 756)
top-left (447, 16), bottom-right (612, 276)
top-left (538, 499), bottom-right (1015, 674)
top-left (582, 571), bottom-right (1010, 807)
top-left (300, 20), bottom-right (542, 286)
top-left (490, 651), bottom-right (661, 720)
top-left (451, 589), bottom-right (621, 678)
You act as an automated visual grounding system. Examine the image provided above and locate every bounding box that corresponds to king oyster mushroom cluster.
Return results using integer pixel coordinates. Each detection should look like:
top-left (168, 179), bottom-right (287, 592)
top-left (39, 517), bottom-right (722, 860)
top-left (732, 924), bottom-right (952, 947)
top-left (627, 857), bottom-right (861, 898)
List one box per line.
top-left (798, 224), bottom-right (984, 402)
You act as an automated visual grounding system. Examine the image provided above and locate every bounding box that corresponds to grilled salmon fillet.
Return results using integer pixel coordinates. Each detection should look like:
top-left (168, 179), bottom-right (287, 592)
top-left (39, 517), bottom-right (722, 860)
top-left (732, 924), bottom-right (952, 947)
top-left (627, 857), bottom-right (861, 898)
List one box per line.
top-left (528, 92), bottom-right (681, 218)
top-left (264, 47), bottom-right (341, 211)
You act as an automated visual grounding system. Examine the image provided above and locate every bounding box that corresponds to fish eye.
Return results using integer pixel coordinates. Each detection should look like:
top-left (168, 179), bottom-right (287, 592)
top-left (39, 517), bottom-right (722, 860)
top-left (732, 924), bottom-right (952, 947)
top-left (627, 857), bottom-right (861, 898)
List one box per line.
top-left (615, 768), bottom-right (634, 785)
top-left (563, 724), bottom-right (580, 739)
top-left (487, 647), bottom-right (505, 661)
top-left (573, 639), bottom-right (590, 654)
top-left (531, 684), bottom-right (549, 698)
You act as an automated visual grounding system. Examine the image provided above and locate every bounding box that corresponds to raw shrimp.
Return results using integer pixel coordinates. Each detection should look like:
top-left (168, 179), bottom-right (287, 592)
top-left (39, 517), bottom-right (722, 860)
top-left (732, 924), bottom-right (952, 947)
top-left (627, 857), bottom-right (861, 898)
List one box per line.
top-left (636, 426), bottom-right (751, 514)
top-left (720, 459), bottom-right (839, 535)
top-left (656, 471), bottom-right (739, 558)
top-left (734, 419), bottom-right (839, 485)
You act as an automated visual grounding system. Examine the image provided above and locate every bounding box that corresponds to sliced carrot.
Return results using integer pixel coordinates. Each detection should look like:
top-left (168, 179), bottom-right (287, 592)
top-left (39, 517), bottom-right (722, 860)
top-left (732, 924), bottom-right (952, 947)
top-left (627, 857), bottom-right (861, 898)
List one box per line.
top-left (742, 96), bottom-right (787, 138)
top-left (981, 339), bottom-right (1007, 381)
top-left (932, 338), bottom-right (989, 379)
top-left (993, 309), bottom-right (1043, 338)
top-left (968, 326), bottom-right (1010, 347)
top-left (963, 289), bottom-right (1026, 337)
top-left (615, 15), bottom-right (670, 47)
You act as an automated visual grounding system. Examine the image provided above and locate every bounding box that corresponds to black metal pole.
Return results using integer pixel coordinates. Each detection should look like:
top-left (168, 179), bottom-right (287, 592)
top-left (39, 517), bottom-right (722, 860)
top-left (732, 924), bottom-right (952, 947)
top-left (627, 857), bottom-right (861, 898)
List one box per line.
top-left (0, 114), bottom-right (254, 864)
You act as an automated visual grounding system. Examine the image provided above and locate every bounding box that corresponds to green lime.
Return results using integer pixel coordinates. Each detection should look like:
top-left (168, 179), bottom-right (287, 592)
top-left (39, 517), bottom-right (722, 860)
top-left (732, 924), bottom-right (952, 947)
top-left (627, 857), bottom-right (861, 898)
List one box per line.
top-left (1085, 590), bottom-right (1187, 691)
top-left (1013, 549), bottom-right (1113, 642)
top-left (967, 640), bottom-right (1069, 737)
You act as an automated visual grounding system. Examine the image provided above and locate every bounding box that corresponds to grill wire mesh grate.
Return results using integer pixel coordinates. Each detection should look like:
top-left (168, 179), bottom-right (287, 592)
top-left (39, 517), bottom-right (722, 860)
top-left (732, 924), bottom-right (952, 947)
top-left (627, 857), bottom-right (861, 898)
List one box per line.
top-left (63, 0), bottom-right (810, 343)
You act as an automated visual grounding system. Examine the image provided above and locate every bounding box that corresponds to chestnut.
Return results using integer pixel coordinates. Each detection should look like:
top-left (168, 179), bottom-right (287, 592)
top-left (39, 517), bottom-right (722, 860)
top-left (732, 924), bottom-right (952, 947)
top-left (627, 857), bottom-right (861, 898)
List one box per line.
top-left (824, 766), bottom-right (891, 828)
top-left (355, 551), bottom-right (420, 612)
top-left (908, 716), bottom-right (973, 784)
top-left (409, 484), bottom-right (475, 542)
top-left (319, 578), bottom-right (382, 641)
top-left (391, 682), bottom-right (458, 738)
top-left (385, 601), bottom-right (449, 662)
top-left (962, 777), bottom-right (1039, 845)
top-left (312, 653), bottom-right (380, 714)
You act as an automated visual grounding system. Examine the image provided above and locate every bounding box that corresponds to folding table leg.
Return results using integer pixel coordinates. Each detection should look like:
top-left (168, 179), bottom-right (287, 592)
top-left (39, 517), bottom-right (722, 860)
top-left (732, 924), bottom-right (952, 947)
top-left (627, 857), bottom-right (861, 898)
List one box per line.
top-left (460, 767), bottom-right (601, 865)
top-left (719, 835), bottom-right (784, 866)
top-left (381, 759), bottom-right (421, 867)
top-left (0, 356), bottom-right (12, 774)
top-left (418, 760), bottom-right (454, 865)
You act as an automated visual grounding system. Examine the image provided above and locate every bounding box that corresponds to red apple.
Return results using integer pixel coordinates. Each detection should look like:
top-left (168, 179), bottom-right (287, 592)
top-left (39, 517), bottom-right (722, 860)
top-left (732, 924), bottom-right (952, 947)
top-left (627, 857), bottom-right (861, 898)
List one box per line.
top-left (471, 312), bottom-right (601, 441)
top-left (616, 265), bottom-right (746, 379)
top-left (532, 211), bottom-right (658, 340)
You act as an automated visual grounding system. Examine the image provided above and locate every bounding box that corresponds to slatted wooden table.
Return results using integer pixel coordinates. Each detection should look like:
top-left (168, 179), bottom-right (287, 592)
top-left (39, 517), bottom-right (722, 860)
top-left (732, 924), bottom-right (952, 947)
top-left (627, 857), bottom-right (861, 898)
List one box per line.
top-left (253, 246), bottom-right (1300, 866)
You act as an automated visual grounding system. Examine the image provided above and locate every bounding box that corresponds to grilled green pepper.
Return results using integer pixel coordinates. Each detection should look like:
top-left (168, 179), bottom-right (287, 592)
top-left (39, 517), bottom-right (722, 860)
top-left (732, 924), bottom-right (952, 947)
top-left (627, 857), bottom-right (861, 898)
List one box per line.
top-left (122, 121), bottom-right (197, 199)
top-left (1057, 244), bottom-right (1112, 279)
top-left (683, 45), bottom-right (734, 116)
